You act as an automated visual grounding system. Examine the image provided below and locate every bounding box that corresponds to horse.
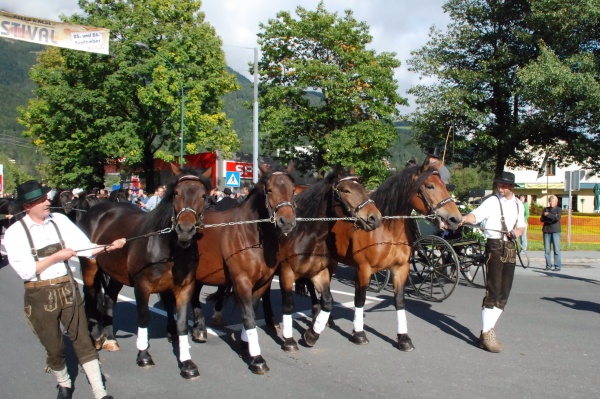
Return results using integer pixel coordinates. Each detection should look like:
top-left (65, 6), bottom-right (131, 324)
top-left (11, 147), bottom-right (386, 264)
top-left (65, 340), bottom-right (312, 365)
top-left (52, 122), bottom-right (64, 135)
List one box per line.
top-left (78, 164), bottom-right (212, 380)
top-left (108, 188), bottom-right (129, 203)
top-left (321, 158), bottom-right (463, 351)
top-left (276, 166), bottom-right (382, 352)
top-left (187, 162), bottom-right (297, 374)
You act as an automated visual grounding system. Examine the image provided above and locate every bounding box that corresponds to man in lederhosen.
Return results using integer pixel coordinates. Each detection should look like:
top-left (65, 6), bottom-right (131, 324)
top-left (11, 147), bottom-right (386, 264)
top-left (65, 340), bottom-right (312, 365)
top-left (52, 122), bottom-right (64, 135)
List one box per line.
top-left (459, 171), bottom-right (525, 353)
top-left (4, 180), bottom-right (126, 399)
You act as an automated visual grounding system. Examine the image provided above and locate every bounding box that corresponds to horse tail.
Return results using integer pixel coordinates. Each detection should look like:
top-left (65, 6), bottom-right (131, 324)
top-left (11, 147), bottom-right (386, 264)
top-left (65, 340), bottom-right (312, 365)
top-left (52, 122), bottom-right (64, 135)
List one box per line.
top-left (205, 284), bottom-right (233, 305)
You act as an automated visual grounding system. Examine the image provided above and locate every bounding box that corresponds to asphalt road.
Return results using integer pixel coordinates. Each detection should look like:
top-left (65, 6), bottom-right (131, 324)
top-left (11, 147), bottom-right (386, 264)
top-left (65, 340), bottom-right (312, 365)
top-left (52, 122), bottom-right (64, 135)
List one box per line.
top-left (1, 241), bottom-right (599, 399)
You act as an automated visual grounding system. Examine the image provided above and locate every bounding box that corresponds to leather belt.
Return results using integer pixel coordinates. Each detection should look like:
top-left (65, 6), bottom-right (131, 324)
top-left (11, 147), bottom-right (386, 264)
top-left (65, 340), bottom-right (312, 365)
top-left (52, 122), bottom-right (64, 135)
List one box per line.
top-left (24, 275), bottom-right (70, 288)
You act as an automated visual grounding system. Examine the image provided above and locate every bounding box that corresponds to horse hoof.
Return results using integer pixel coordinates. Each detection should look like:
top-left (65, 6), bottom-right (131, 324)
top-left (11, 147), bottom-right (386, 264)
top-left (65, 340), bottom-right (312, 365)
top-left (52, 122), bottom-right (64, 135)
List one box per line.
top-left (103, 340), bottom-right (121, 352)
top-left (304, 328), bottom-right (320, 347)
top-left (350, 330), bottom-right (370, 345)
top-left (238, 341), bottom-right (251, 359)
top-left (265, 318), bottom-right (280, 333)
top-left (249, 355), bottom-right (269, 375)
top-left (212, 313), bottom-right (224, 327)
top-left (94, 335), bottom-right (106, 351)
top-left (397, 334), bottom-right (415, 352)
top-left (180, 360), bottom-right (200, 380)
top-left (136, 350), bottom-right (155, 368)
top-left (282, 337), bottom-right (299, 352)
top-left (192, 329), bottom-right (208, 343)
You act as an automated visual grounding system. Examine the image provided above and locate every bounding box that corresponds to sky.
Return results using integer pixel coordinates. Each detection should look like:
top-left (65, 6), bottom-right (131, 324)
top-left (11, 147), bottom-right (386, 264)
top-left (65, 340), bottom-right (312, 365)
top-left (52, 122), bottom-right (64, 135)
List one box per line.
top-left (0, 0), bottom-right (451, 113)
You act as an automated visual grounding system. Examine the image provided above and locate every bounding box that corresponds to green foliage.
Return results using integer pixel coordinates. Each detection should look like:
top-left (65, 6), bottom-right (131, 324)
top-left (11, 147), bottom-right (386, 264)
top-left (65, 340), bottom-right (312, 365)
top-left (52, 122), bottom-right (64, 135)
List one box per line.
top-left (450, 162), bottom-right (495, 201)
top-left (17, 0), bottom-right (240, 190)
top-left (255, 1), bottom-right (407, 186)
top-left (407, 0), bottom-right (600, 177)
top-left (0, 153), bottom-right (33, 194)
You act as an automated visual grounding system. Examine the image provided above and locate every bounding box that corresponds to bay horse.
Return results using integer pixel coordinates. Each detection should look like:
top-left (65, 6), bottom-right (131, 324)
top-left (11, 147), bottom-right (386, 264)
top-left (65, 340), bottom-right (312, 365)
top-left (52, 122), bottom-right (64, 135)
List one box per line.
top-left (78, 164), bottom-right (212, 379)
top-left (189, 162), bottom-right (297, 374)
top-left (320, 159), bottom-right (462, 351)
top-left (276, 166), bottom-right (382, 352)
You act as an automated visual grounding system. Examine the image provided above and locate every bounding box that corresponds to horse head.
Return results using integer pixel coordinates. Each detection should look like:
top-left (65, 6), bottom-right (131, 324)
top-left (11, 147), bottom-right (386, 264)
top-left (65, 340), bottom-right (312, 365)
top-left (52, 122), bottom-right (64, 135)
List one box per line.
top-left (411, 159), bottom-right (462, 230)
top-left (169, 164), bottom-right (213, 248)
top-left (331, 165), bottom-right (382, 231)
top-left (259, 161), bottom-right (297, 235)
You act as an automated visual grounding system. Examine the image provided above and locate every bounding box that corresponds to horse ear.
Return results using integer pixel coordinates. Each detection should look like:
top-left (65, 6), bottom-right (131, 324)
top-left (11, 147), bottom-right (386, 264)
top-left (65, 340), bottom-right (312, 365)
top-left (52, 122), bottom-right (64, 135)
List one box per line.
top-left (333, 163), bottom-right (344, 176)
top-left (259, 163), bottom-right (270, 175)
top-left (203, 168), bottom-right (212, 178)
top-left (347, 165), bottom-right (356, 175)
top-left (286, 160), bottom-right (294, 174)
top-left (171, 162), bottom-right (180, 176)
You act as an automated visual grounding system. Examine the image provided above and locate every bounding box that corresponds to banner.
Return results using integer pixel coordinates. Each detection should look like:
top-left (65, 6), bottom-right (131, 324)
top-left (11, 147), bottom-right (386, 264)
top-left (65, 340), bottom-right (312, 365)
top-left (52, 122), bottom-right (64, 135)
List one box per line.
top-left (0, 11), bottom-right (109, 55)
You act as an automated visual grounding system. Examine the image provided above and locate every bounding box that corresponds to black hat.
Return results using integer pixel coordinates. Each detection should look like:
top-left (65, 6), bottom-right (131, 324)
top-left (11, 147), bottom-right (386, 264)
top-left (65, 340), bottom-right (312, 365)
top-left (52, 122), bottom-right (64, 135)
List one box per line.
top-left (16, 180), bottom-right (51, 206)
top-left (427, 147), bottom-right (442, 159)
top-left (223, 187), bottom-right (232, 195)
top-left (493, 171), bottom-right (520, 187)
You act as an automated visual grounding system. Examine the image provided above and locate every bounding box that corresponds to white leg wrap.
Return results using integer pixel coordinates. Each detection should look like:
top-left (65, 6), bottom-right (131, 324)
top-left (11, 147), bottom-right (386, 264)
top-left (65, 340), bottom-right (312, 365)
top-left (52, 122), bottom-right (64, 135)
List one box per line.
top-left (137, 327), bottom-right (149, 350)
top-left (179, 334), bottom-right (191, 362)
top-left (313, 310), bottom-right (330, 334)
top-left (396, 309), bottom-right (408, 334)
top-left (246, 328), bottom-right (261, 357)
top-left (353, 307), bottom-right (364, 332)
top-left (52, 367), bottom-right (71, 389)
top-left (282, 314), bottom-right (293, 339)
top-left (240, 326), bottom-right (248, 342)
top-left (82, 360), bottom-right (108, 399)
top-left (482, 307), bottom-right (503, 333)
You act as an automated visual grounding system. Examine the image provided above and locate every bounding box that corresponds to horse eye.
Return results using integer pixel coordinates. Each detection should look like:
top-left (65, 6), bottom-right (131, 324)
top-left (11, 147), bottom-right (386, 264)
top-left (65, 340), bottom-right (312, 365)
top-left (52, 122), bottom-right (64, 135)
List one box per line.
top-left (426, 183), bottom-right (435, 190)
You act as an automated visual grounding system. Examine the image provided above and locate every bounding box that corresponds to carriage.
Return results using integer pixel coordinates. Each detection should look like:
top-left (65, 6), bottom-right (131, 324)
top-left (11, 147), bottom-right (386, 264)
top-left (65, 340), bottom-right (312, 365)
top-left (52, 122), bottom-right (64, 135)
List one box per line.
top-left (368, 216), bottom-right (530, 301)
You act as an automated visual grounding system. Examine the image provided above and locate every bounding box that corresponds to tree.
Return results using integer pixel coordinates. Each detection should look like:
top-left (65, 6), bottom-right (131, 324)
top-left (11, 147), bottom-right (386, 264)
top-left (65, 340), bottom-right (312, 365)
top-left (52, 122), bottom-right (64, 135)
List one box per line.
top-left (407, 0), bottom-right (599, 177)
top-left (256, 1), bottom-right (406, 187)
top-left (18, 0), bottom-right (240, 191)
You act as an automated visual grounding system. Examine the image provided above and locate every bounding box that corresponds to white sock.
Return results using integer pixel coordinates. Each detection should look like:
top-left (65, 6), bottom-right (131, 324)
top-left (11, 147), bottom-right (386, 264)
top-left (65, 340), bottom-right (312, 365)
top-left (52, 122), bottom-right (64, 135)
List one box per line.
top-left (53, 367), bottom-right (71, 388)
top-left (245, 328), bottom-right (261, 357)
top-left (282, 314), bottom-right (293, 339)
top-left (482, 307), bottom-right (503, 333)
top-left (396, 309), bottom-right (408, 334)
top-left (241, 326), bottom-right (248, 342)
top-left (353, 307), bottom-right (364, 332)
top-left (137, 327), bottom-right (149, 350)
top-left (179, 334), bottom-right (191, 362)
top-left (81, 360), bottom-right (108, 399)
top-left (313, 310), bottom-right (330, 334)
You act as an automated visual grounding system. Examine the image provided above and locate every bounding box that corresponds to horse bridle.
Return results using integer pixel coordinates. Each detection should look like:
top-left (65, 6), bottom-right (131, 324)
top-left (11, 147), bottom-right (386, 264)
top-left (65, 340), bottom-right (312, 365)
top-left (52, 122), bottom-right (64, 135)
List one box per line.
top-left (171, 175), bottom-right (210, 231)
top-left (264, 171), bottom-right (296, 223)
top-left (418, 171), bottom-right (454, 217)
top-left (332, 176), bottom-right (374, 219)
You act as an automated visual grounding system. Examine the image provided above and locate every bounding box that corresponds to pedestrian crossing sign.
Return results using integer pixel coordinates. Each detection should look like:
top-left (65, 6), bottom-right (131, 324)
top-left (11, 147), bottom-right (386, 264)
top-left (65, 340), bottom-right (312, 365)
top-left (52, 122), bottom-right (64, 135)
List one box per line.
top-left (225, 171), bottom-right (240, 187)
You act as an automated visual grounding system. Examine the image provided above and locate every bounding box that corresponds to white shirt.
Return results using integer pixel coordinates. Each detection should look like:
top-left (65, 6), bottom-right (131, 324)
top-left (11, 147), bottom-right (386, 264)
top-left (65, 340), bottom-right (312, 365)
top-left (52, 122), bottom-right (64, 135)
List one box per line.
top-left (145, 195), bottom-right (161, 211)
top-left (5, 213), bottom-right (95, 282)
top-left (471, 194), bottom-right (525, 240)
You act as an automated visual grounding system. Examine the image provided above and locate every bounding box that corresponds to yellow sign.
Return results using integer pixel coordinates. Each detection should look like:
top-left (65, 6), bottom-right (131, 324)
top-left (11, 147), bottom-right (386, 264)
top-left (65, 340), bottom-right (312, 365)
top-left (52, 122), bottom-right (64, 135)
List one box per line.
top-left (524, 183), bottom-right (563, 189)
top-left (0, 11), bottom-right (109, 55)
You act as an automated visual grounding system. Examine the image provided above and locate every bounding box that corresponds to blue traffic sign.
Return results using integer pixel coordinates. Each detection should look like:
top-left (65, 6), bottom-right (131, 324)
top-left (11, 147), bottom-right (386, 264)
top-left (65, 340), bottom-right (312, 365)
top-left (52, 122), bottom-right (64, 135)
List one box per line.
top-left (225, 171), bottom-right (241, 187)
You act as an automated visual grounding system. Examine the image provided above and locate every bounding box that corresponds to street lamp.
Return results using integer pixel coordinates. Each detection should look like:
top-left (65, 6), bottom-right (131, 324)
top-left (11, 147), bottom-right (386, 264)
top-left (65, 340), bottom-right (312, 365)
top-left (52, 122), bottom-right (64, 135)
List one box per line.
top-left (135, 41), bottom-right (185, 167)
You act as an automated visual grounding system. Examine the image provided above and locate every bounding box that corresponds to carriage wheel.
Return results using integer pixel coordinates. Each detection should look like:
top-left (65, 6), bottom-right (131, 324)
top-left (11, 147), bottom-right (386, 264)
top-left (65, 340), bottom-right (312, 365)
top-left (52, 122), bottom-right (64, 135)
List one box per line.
top-left (409, 235), bottom-right (459, 302)
top-left (459, 241), bottom-right (487, 288)
top-left (368, 269), bottom-right (391, 293)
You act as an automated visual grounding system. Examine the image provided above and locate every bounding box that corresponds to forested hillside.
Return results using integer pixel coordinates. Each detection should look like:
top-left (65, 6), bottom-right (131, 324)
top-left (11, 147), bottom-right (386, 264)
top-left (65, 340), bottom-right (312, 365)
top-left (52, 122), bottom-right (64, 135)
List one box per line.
top-left (0, 38), bottom-right (420, 176)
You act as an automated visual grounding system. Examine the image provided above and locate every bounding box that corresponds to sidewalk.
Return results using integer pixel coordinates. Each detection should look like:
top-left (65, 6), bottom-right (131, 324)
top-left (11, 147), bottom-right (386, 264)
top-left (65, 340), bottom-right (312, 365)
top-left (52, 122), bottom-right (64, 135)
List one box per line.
top-left (526, 250), bottom-right (599, 267)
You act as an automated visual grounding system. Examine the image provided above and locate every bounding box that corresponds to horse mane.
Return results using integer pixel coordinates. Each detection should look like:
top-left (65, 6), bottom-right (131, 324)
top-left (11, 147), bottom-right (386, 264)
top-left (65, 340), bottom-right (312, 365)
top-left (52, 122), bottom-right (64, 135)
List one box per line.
top-left (370, 165), bottom-right (435, 218)
top-left (108, 189), bottom-right (128, 203)
top-left (141, 167), bottom-right (212, 232)
top-left (294, 171), bottom-right (339, 234)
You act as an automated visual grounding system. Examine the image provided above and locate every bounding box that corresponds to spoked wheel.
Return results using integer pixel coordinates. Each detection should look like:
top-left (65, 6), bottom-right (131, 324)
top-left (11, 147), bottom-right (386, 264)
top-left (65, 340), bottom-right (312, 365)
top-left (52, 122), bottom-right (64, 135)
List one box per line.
top-left (368, 269), bottom-right (391, 293)
top-left (409, 235), bottom-right (459, 302)
top-left (458, 240), bottom-right (487, 288)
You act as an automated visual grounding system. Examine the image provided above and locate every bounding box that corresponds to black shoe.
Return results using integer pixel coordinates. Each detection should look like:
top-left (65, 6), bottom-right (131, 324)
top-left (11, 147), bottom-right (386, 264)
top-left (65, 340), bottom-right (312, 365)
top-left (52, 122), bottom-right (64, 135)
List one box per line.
top-left (545, 267), bottom-right (552, 271)
top-left (56, 385), bottom-right (73, 399)
top-left (554, 267), bottom-right (561, 272)
top-left (101, 396), bottom-right (114, 399)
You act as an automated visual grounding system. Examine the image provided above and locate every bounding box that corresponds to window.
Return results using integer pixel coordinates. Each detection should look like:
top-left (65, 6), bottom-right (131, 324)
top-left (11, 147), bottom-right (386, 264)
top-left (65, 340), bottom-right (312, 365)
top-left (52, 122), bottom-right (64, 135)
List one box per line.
top-left (545, 160), bottom-right (556, 177)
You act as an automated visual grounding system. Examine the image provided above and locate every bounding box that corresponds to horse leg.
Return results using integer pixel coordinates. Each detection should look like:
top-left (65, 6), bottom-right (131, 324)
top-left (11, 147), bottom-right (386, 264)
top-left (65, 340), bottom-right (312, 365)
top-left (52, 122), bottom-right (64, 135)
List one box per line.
top-left (260, 285), bottom-right (279, 332)
top-left (174, 286), bottom-right (200, 380)
top-left (351, 267), bottom-right (372, 345)
top-left (236, 280), bottom-right (269, 374)
top-left (191, 283), bottom-right (208, 343)
top-left (134, 286), bottom-right (155, 368)
top-left (393, 266), bottom-right (415, 352)
top-left (101, 278), bottom-right (123, 352)
top-left (211, 285), bottom-right (226, 327)
top-left (81, 258), bottom-right (104, 350)
top-left (304, 269), bottom-right (333, 347)
top-left (160, 291), bottom-right (178, 343)
top-left (280, 269), bottom-right (298, 352)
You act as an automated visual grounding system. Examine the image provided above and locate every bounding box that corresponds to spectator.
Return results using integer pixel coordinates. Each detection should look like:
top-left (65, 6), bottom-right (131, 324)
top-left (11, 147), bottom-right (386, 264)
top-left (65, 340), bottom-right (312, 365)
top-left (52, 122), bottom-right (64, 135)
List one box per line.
top-left (541, 195), bottom-right (562, 271)
top-left (136, 189), bottom-right (149, 211)
top-left (237, 186), bottom-right (250, 203)
top-left (214, 187), bottom-right (238, 211)
top-left (145, 186), bottom-right (165, 211)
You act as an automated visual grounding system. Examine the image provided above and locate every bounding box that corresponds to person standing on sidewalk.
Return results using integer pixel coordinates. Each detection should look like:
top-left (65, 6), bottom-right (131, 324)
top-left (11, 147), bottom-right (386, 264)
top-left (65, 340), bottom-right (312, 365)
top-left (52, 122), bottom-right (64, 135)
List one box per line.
top-left (541, 195), bottom-right (562, 271)
top-left (4, 180), bottom-right (126, 399)
top-left (519, 195), bottom-right (529, 251)
top-left (459, 171), bottom-right (525, 353)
